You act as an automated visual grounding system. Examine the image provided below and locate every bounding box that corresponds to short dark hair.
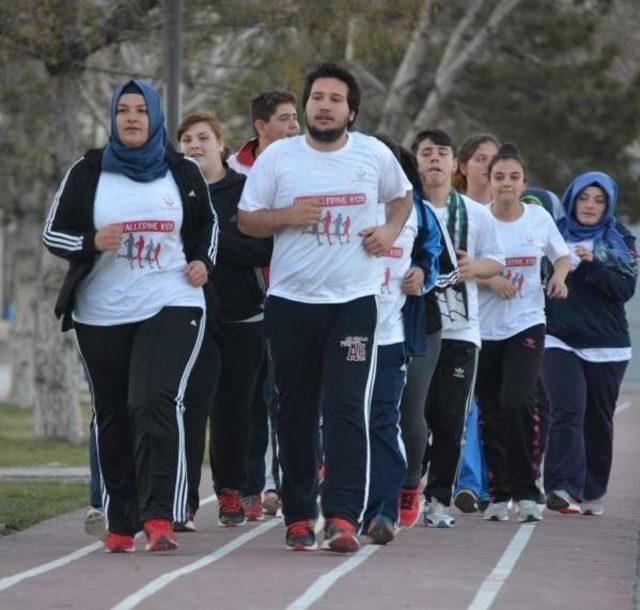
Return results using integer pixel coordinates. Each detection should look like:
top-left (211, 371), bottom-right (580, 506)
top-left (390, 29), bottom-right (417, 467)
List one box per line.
top-left (302, 63), bottom-right (361, 126)
top-left (487, 143), bottom-right (527, 179)
top-left (411, 129), bottom-right (456, 155)
top-left (250, 89), bottom-right (297, 134)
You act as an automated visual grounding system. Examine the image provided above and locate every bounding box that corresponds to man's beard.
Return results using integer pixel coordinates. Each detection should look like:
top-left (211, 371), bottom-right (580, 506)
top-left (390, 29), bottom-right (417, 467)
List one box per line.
top-left (306, 116), bottom-right (349, 143)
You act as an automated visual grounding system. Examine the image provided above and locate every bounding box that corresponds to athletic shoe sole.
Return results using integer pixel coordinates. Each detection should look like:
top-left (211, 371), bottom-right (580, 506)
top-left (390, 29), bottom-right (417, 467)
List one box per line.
top-left (321, 533), bottom-right (360, 553)
top-left (367, 519), bottom-right (395, 545)
top-left (546, 492), bottom-right (580, 513)
top-left (518, 514), bottom-right (542, 523)
top-left (218, 518), bottom-right (247, 527)
top-left (145, 535), bottom-right (178, 552)
top-left (286, 541), bottom-right (318, 551)
top-left (105, 544), bottom-right (134, 553)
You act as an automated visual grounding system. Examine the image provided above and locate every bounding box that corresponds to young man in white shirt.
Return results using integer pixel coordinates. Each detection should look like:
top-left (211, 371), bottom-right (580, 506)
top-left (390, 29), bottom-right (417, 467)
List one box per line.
top-left (413, 129), bottom-right (504, 528)
top-left (228, 89), bottom-right (300, 175)
top-left (228, 90), bottom-right (301, 521)
top-left (238, 63), bottom-right (412, 552)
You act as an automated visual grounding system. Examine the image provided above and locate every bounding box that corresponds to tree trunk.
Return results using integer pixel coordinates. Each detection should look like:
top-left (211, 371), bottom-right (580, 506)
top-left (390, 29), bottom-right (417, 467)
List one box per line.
top-left (377, 0), bottom-right (431, 138)
top-left (33, 73), bottom-right (84, 442)
top-left (9, 220), bottom-right (40, 408)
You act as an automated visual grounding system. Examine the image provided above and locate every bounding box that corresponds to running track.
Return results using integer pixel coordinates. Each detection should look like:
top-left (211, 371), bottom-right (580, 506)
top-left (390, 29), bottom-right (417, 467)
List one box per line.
top-left (1, 394), bottom-right (638, 610)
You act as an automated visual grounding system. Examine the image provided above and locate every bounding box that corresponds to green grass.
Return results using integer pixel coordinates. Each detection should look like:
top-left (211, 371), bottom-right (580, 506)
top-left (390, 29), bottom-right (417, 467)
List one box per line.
top-left (0, 404), bottom-right (89, 467)
top-left (0, 481), bottom-right (88, 531)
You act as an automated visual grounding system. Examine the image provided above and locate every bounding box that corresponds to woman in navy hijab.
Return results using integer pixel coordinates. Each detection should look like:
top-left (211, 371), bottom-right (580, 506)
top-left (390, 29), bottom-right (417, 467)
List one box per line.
top-left (542, 171), bottom-right (637, 516)
top-left (43, 80), bottom-right (218, 553)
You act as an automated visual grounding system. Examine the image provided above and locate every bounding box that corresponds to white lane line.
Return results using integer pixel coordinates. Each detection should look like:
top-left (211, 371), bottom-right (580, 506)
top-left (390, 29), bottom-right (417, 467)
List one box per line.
top-left (286, 544), bottom-right (381, 610)
top-left (112, 519), bottom-right (280, 610)
top-left (0, 494), bottom-right (217, 593)
top-left (467, 523), bottom-right (536, 610)
top-left (0, 540), bottom-right (103, 592)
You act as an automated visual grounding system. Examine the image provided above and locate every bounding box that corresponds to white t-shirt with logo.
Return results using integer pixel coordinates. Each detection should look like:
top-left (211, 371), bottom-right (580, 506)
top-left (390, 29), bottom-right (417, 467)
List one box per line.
top-left (377, 206), bottom-right (418, 345)
top-left (478, 203), bottom-right (569, 341)
top-left (73, 171), bottom-right (205, 325)
top-left (429, 195), bottom-right (504, 347)
top-left (238, 133), bottom-right (412, 304)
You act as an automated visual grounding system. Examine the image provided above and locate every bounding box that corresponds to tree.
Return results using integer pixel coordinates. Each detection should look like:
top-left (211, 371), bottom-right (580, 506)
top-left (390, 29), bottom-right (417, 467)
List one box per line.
top-left (0, 0), bottom-right (161, 439)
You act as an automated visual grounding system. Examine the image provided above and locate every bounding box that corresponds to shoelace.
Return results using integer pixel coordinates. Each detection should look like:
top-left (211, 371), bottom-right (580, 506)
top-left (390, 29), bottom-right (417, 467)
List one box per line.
top-left (219, 492), bottom-right (242, 513)
top-left (400, 489), bottom-right (418, 510)
top-left (288, 521), bottom-right (311, 537)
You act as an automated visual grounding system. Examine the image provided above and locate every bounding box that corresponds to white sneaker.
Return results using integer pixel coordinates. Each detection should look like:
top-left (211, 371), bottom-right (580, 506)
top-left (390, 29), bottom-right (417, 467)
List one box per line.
top-left (84, 507), bottom-right (107, 540)
top-left (422, 500), bottom-right (455, 528)
top-left (581, 498), bottom-right (604, 516)
top-left (484, 501), bottom-right (510, 521)
top-left (517, 499), bottom-right (543, 522)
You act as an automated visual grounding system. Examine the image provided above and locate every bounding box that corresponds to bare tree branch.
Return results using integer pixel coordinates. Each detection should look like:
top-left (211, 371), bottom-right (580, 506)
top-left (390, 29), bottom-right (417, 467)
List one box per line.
top-left (402, 0), bottom-right (524, 147)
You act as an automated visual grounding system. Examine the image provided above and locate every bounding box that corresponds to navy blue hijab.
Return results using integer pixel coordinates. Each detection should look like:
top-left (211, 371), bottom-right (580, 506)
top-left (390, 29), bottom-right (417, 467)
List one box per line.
top-left (102, 79), bottom-right (169, 182)
top-left (558, 171), bottom-right (630, 264)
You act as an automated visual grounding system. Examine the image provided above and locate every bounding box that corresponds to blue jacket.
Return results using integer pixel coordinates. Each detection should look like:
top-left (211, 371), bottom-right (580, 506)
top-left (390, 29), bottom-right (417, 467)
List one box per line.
top-left (403, 191), bottom-right (443, 356)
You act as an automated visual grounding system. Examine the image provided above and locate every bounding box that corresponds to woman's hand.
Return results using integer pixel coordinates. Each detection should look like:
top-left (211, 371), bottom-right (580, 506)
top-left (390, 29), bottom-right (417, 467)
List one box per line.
top-left (185, 260), bottom-right (208, 287)
top-left (94, 224), bottom-right (123, 251)
top-left (574, 244), bottom-right (594, 263)
top-left (547, 273), bottom-right (569, 299)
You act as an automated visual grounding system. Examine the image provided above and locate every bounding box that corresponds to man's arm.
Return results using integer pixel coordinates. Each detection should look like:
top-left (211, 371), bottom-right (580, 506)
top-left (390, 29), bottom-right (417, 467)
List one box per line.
top-left (238, 197), bottom-right (323, 238)
top-left (359, 191), bottom-right (412, 257)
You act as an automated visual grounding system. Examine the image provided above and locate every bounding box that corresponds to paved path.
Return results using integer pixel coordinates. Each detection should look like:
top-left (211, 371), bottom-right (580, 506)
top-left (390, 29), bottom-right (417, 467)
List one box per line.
top-left (0, 394), bottom-right (638, 610)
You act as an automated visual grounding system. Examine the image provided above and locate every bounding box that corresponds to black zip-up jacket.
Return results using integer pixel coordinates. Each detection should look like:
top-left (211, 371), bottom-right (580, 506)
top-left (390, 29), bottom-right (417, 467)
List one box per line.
top-left (208, 167), bottom-right (272, 322)
top-left (545, 223), bottom-right (637, 349)
top-left (43, 147), bottom-right (218, 331)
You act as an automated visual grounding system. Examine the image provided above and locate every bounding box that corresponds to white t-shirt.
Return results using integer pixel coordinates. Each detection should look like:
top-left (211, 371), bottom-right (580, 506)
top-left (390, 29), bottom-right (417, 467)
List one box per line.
top-left (479, 203), bottom-right (569, 341)
top-left (545, 334), bottom-right (631, 363)
top-left (238, 133), bottom-right (412, 304)
top-left (73, 172), bottom-right (205, 325)
top-left (377, 206), bottom-right (418, 345)
top-left (429, 195), bottom-right (504, 347)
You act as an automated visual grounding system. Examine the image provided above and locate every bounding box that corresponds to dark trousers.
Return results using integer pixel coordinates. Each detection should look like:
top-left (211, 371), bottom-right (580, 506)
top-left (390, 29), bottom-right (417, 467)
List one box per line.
top-left (400, 331), bottom-right (441, 488)
top-left (266, 295), bottom-right (377, 527)
top-left (423, 339), bottom-right (478, 505)
top-left (76, 306), bottom-right (204, 536)
top-left (209, 320), bottom-right (265, 494)
top-left (183, 322), bottom-right (221, 514)
top-left (543, 348), bottom-right (628, 501)
top-left (364, 342), bottom-right (407, 529)
top-left (89, 419), bottom-right (102, 509)
top-left (245, 354), bottom-right (281, 496)
top-left (476, 324), bottom-right (545, 502)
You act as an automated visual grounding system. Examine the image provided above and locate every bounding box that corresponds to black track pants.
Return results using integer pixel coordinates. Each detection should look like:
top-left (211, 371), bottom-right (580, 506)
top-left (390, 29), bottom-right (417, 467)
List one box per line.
top-left (76, 306), bottom-right (204, 536)
top-left (266, 295), bottom-right (377, 527)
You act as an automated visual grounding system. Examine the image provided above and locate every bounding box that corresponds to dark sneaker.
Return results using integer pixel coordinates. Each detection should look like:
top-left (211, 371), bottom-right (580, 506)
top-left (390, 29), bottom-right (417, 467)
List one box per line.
top-left (322, 517), bottom-right (360, 553)
top-left (244, 494), bottom-right (264, 522)
top-left (547, 490), bottom-right (581, 515)
top-left (143, 519), bottom-right (178, 552)
top-left (367, 515), bottom-right (395, 545)
top-left (104, 532), bottom-right (134, 553)
top-left (285, 520), bottom-right (317, 551)
top-left (218, 489), bottom-right (246, 526)
top-left (453, 488), bottom-right (479, 513)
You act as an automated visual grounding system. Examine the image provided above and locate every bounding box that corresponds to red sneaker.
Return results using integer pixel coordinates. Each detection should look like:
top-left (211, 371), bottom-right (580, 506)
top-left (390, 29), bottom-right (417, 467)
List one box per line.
top-left (244, 494), bottom-right (264, 522)
top-left (144, 518), bottom-right (178, 552)
top-left (321, 517), bottom-right (360, 553)
top-left (399, 487), bottom-right (420, 528)
top-left (104, 532), bottom-right (135, 553)
top-left (218, 489), bottom-right (246, 526)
